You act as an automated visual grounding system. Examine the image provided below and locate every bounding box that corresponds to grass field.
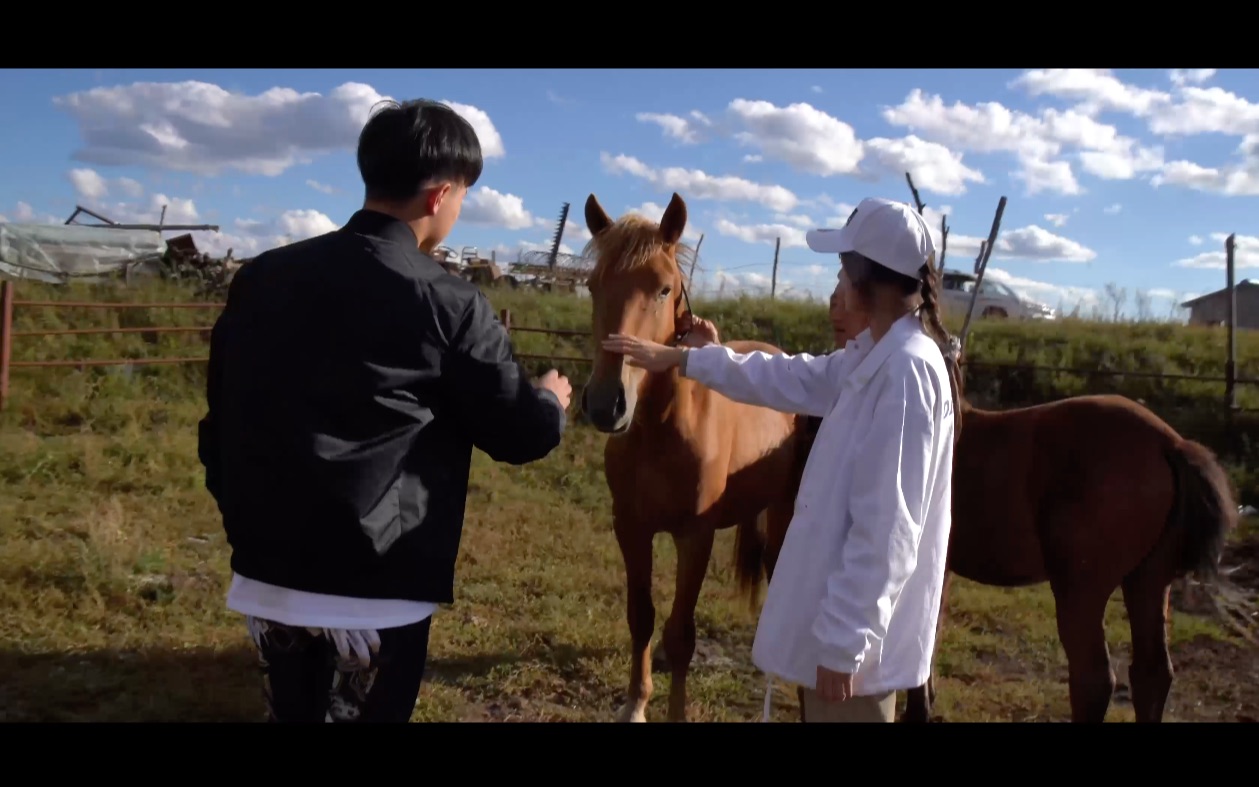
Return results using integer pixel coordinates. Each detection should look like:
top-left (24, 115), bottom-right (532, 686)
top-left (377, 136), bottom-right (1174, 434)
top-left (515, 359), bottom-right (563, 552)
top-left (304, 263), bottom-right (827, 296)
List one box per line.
top-left (1, 278), bottom-right (1257, 722)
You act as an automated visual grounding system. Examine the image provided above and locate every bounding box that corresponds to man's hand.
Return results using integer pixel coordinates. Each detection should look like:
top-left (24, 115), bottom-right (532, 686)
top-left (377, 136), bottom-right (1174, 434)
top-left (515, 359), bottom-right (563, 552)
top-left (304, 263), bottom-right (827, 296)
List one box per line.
top-left (680, 315), bottom-right (720, 348)
top-left (533, 369), bottom-right (572, 410)
top-left (817, 665), bottom-right (853, 703)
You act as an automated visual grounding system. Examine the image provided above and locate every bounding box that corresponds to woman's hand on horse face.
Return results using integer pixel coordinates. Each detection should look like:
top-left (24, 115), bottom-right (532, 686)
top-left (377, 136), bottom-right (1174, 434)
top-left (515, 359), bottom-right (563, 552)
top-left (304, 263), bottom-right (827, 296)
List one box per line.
top-left (680, 315), bottom-right (720, 348)
top-left (601, 334), bottom-right (686, 372)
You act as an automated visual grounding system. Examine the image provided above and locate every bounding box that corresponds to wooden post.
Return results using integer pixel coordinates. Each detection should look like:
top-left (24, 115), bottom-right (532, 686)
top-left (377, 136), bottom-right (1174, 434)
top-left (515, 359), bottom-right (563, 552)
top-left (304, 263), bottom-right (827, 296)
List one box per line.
top-left (688, 233), bottom-right (704, 283)
top-left (500, 308), bottom-right (511, 334)
top-left (958, 196), bottom-right (1008, 357)
top-left (904, 172), bottom-right (926, 214)
top-left (1226, 233), bottom-right (1237, 410)
top-left (0, 280), bottom-right (13, 411)
top-left (771, 237), bottom-right (781, 300)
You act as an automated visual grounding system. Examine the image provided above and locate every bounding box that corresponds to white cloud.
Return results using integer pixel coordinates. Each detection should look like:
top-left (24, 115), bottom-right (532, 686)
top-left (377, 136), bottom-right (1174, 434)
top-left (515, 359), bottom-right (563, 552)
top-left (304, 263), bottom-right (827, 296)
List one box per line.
top-left (635, 110), bottom-right (711, 144)
top-left (983, 266), bottom-right (1100, 311)
top-left (701, 269), bottom-right (827, 302)
top-left (65, 167), bottom-right (150, 205)
top-left (1169, 69), bottom-right (1217, 87)
top-left (1189, 234), bottom-right (1204, 245)
top-left (727, 99), bottom-right (866, 177)
top-left (880, 87), bottom-right (1164, 195)
top-left (1150, 134), bottom-right (1259, 196)
top-left (1010, 68), bottom-right (1170, 118)
top-left (723, 100), bottom-right (985, 196)
top-left (439, 99), bottom-right (506, 158)
top-left (1172, 232), bottom-right (1259, 270)
top-left (861, 135), bottom-right (985, 196)
top-left (1044, 212), bottom-right (1069, 227)
top-left (460, 186), bottom-right (536, 230)
top-left (0, 201), bottom-right (61, 225)
top-left (1103, 203), bottom-right (1122, 214)
top-left (306, 179), bottom-right (336, 194)
top-left (53, 80), bottom-right (505, 177)
top-left (714, 199), bottom-right (1094, 266)
top-left (67, 168), bottom-right (109, 200)
top-left (714, 218), bottom-right (806, 249)
top-left (600, 151), bottom-right (799, 212)
top-left (195, 209), bottom-right (339, 257)
top-left (1005, 69), bottom-right (1259, 197)
top-left (625, 201), bottom-right (702, 242)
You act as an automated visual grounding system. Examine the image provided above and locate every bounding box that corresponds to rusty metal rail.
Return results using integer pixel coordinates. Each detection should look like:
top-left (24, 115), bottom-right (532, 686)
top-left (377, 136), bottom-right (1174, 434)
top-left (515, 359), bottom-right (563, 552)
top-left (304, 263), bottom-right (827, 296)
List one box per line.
top-left (0, 286), bottom-right (1253, 411)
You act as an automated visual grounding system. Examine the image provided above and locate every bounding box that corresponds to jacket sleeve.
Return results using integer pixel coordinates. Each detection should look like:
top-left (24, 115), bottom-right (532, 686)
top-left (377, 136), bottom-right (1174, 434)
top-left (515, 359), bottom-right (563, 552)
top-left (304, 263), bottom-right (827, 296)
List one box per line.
top-left (197, 322), bottom-right (224, 504)
top-left (198, 264), bottom-right (252, 506)
top-left (680, 343), bottom-right (844, 417)
top-left (811, 357), bottom-right (938, 674)
top-left (442, 291), bottom-right (566, 465)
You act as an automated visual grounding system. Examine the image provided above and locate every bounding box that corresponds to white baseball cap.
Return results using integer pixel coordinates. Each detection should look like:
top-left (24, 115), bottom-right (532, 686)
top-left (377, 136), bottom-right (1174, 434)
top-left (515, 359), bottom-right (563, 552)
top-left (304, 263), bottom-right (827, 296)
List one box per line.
top-left (805, 197), bottom-right (937, 279)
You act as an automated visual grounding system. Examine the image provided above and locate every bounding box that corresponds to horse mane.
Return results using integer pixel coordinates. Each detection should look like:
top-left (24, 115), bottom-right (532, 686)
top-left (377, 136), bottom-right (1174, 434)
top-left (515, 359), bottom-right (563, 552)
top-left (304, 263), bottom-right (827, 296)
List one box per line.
top-left (582, 213), bottom-right (696, 287)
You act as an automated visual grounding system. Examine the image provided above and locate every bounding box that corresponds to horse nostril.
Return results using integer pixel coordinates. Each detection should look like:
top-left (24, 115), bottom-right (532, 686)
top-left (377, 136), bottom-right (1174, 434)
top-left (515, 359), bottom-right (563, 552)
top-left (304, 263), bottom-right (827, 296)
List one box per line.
top-left (613, 388), bottom-right (627, 419)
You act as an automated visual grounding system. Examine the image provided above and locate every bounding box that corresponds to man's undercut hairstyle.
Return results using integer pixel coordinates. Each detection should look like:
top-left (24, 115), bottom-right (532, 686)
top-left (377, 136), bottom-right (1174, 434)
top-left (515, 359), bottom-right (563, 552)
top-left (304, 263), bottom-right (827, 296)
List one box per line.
top-left (356, 98), bottom-right (484, 204)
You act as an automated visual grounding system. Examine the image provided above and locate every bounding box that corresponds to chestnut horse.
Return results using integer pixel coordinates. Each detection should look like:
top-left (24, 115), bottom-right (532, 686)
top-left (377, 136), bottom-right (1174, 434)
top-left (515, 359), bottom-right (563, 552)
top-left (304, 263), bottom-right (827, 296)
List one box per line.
top-left (580, 192), bottom-right (806, 722)
top-left (783, 367), bottom-right (1238, 723)
top-left (888, 386), bottom-right (1239, 723)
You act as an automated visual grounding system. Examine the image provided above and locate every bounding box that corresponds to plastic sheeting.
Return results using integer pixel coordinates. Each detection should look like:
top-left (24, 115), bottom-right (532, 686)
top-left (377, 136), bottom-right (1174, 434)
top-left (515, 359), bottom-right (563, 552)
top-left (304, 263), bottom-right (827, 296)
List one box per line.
top-left (0, 222), bottom-right (168, 284)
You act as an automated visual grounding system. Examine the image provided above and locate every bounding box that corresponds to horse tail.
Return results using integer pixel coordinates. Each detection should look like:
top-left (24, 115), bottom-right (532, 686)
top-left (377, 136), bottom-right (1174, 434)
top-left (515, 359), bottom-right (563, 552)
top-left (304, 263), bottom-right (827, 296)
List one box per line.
top-left (1165, 438), bottom-right (1238, 582)
top-left (734, 512), bottom-right (766, 610)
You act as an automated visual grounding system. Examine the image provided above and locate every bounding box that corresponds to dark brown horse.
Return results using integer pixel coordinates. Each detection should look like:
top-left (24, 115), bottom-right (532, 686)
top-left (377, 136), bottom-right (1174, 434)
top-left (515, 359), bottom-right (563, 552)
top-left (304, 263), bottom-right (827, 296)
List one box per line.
top-left (890, 386), bottom-right (1239, 723)
top-left (580, 192), bottom-right (806, 722)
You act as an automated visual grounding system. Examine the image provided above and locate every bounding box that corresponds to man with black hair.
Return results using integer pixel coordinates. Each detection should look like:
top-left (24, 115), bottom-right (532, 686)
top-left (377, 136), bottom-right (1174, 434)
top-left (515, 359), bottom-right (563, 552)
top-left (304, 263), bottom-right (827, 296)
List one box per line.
top-left (198, 98), bottom-right (571, 723)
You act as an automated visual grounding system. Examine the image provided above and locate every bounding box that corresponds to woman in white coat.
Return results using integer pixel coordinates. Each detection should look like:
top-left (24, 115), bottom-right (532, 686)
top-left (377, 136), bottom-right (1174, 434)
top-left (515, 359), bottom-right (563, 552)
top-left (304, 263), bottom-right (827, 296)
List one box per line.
top-left (601, 197), bottom-right (962, 723)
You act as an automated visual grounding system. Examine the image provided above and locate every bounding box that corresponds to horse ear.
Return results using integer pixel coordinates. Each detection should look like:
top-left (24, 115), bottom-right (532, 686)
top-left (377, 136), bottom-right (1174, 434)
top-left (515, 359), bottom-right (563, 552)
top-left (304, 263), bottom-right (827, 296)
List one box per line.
top-left (585, 194), bottom-right (613, 237)
top-left (659, 192), bottom-right (687, 245)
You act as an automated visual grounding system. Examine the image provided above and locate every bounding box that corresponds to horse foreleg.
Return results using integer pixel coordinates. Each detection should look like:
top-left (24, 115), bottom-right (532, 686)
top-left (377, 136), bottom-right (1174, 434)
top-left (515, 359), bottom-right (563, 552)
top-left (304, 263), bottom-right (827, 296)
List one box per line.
top-left (1120, 572), bottom-right (1175, 723)
top-left (663, 526), bottom-right (715, 722)
top-left (763, 497), bottom-right (793, 583)
top-left (615, 518), bottom-right (655, 723)
top-left (1051, 584), bottom-right (1115, 723)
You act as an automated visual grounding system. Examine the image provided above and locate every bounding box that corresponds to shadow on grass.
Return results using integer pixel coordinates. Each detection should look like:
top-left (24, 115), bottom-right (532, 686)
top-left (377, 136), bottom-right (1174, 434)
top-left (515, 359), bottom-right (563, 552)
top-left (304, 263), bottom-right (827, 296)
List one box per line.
top-left (0, 646), bottom-right (264, 722)
top-left (0, 643), bottom-right (619, 722)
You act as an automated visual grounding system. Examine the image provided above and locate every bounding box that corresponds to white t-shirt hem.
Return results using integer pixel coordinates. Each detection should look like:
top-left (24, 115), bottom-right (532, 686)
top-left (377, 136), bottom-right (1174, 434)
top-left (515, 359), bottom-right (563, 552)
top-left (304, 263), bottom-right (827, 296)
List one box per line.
top-left (226, 572), bottom-right (438, 631)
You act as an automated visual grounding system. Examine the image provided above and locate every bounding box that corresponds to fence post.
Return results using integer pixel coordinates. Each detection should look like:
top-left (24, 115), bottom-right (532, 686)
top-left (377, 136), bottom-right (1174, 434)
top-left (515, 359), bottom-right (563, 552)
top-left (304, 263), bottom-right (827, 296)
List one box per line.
top-left (1225, 233), bottom-right (1237, 411)
top-left (0, 280), bottom-right (13, 411)
top-left (500, 308), bottom-right (511, 334)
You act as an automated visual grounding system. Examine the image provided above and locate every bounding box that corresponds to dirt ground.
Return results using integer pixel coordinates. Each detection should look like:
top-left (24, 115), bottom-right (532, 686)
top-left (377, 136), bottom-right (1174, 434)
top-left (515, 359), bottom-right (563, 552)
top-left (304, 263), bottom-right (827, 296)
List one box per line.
top-left (1155, 535), bottom-right (1259, 723)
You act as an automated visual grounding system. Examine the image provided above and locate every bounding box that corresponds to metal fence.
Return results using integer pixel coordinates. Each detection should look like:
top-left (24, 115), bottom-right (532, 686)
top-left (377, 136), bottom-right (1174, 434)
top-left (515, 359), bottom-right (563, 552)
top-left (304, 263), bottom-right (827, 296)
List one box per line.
top-left (1, 280), bottom-right (1255, 412)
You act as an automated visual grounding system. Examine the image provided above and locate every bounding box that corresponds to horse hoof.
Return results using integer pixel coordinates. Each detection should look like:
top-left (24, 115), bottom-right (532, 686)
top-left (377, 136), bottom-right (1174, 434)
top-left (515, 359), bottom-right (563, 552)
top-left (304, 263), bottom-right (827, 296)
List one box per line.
top-left (615, 704), bottom-right (647, 723)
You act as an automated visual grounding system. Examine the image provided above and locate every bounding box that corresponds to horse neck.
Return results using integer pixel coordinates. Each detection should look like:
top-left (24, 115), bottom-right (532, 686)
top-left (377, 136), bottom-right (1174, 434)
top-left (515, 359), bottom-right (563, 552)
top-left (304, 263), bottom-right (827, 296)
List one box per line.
top-left (630, 366), bottom-right (698, 439)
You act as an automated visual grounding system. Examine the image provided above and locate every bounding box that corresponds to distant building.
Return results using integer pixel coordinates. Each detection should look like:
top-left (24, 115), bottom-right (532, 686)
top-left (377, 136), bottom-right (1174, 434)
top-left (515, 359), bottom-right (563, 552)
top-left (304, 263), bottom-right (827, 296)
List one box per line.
top-left (1180, 280), bottom-right (1259, 329)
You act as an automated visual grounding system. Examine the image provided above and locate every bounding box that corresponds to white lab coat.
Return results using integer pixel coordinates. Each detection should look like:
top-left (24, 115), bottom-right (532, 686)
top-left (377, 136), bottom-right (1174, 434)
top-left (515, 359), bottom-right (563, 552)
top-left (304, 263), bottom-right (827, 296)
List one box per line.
top-left (681, 313), bottom-right (954, 700)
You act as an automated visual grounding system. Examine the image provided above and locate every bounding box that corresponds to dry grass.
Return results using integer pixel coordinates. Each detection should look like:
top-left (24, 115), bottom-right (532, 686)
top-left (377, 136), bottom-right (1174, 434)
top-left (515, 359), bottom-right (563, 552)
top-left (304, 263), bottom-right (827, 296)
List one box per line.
top-left (1, 278), bottom-right (1257, 722)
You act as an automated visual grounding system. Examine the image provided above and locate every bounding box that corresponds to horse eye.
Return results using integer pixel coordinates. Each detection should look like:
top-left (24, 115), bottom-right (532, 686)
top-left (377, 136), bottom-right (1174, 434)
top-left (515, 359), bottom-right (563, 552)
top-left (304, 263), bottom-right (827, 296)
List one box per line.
top-left (659, 286), bottom-right (672, 298)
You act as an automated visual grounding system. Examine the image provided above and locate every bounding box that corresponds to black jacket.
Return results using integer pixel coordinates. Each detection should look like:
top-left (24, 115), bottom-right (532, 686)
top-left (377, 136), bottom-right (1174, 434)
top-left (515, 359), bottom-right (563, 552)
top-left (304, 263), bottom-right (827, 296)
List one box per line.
top-left (197, 210), bottom-right (567, 604)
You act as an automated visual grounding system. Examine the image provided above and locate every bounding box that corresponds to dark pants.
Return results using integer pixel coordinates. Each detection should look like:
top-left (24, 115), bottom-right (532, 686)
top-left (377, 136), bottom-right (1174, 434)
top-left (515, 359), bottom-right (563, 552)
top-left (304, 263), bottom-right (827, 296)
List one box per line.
top-left (247, 616), bottom-right (433, 723)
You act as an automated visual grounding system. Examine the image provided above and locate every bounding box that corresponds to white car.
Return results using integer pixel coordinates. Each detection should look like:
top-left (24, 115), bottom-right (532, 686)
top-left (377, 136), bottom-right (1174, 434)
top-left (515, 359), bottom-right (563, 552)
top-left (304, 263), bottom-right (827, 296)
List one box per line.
top-left (940, 269), bottom-right (1056, 320)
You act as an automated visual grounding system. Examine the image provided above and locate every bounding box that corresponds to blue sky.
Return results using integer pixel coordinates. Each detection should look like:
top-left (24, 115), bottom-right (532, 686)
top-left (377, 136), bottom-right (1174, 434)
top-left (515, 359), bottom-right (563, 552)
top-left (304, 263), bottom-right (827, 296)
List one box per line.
top-left (1, 68), bottom-right (1256, 317)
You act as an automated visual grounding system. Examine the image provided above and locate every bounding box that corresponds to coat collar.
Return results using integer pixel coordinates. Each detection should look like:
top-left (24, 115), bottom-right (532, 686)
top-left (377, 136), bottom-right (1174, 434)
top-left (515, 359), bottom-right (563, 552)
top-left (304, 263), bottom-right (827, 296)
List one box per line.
top-left (343, 209), bottom-right (424, 250)
top-left (841, 312), bottom-right (922, 393)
